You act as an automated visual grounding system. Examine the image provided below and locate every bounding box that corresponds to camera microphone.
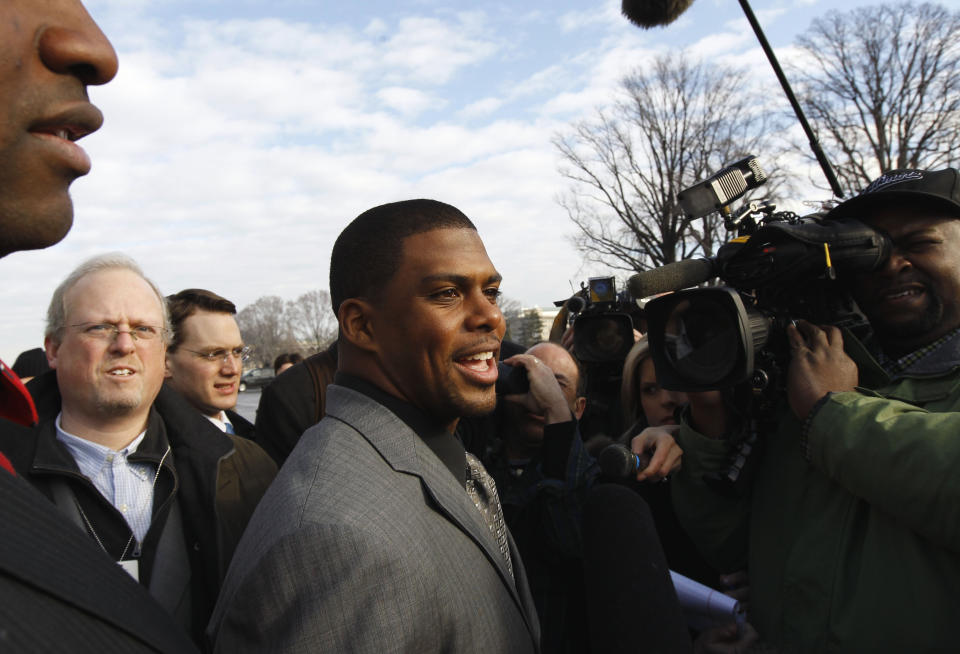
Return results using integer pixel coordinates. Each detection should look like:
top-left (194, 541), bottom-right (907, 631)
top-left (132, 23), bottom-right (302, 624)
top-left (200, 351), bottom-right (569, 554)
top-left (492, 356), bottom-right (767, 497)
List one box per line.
top-left (626, 257), bottom-right (716, 299)
top-left (621, 0), bottom-right (696, 28)
top-left (598, 443), bottom-right (652, 479)
top-left (678, 156), bottom-right (767, 219)
top-left (565, 295), bottom-right (586, 315)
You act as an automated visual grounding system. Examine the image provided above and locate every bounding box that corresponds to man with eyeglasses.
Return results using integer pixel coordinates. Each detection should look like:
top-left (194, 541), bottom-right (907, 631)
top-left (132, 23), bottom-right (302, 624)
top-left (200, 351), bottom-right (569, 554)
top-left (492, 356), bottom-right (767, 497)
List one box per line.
top-left (5, 253), bottom-right (275, 646)
top-left (0, 2), bottom-right (205, 652)
top-left (165, 289), bottom-right (256, 437)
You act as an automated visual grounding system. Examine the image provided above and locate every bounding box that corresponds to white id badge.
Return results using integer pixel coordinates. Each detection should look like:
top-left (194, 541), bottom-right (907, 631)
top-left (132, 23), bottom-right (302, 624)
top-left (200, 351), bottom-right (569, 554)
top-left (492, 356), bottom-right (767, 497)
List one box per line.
top-left (118, 559), bottom-right (140, 581)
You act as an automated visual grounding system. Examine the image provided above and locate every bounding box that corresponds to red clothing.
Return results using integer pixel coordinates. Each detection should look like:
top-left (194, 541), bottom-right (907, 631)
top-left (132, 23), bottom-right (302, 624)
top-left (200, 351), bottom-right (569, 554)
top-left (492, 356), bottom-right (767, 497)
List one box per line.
top-left (0, 358), bottom-right (37, 427)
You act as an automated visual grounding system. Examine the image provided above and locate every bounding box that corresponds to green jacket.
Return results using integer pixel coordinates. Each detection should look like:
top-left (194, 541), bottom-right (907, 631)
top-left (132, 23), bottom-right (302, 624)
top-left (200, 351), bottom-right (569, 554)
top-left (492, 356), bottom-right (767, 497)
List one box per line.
top-left (673, 330), bottom-right (960, 654)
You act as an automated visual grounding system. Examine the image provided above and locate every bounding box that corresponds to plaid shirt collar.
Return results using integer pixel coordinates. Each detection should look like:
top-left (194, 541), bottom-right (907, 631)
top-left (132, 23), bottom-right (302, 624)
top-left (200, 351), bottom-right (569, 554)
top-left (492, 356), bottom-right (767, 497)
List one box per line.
top-left (877, 326), bottom-right (960, 377)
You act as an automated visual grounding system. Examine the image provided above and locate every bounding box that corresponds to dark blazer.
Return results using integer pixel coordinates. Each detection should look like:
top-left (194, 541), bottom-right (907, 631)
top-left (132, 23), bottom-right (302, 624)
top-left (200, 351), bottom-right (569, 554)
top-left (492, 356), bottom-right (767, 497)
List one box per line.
top-left (0, 419), bottom-right (199, 654)
top-left (13, 373), bottom-right (276, 644)
top-left (225, 409), bottom-right (255, 439)
top-left (252, 358), bottom-right (317, 465)
top-left (209, 384), bottom-right (541, 653)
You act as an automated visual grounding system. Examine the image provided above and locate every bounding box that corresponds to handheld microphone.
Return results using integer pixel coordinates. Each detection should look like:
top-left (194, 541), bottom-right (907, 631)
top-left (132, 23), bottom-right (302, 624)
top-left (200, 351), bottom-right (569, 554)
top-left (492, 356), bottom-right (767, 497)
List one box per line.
top-left (621, 0), bottom-right (696, 28)
top-left (598, 443), bottom-right (651, 479)
top-left (626, 257), bottom-right (716, 299)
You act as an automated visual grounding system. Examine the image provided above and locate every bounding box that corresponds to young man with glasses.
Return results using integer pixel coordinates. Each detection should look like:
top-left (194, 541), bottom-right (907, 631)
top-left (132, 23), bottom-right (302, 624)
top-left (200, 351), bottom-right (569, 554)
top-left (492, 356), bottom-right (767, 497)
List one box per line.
top-left (165, 288), bottom-right (255, 437)
top-left (6, 253), bottom-right (275, 646)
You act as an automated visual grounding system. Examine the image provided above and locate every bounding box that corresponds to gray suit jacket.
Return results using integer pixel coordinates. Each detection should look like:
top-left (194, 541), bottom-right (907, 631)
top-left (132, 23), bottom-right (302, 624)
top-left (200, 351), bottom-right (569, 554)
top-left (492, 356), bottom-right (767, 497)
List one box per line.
top-left (208, 385), bottom-right (540, 653)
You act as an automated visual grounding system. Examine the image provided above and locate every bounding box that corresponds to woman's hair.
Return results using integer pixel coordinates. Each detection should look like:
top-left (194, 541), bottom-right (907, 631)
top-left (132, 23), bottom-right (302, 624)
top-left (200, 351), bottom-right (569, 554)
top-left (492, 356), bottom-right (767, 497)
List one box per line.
top-left (620, 336), bottom-right (652, 435)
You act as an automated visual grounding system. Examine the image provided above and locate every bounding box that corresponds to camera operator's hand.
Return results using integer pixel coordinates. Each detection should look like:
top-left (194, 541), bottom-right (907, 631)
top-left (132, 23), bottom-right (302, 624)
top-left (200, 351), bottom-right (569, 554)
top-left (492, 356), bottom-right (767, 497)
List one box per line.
top-left (502, 354), bottom-right (572, 425)
top-left (787, 320), bottom-right (858, 421)
top-left (630, 425), bottom-right (683, 482)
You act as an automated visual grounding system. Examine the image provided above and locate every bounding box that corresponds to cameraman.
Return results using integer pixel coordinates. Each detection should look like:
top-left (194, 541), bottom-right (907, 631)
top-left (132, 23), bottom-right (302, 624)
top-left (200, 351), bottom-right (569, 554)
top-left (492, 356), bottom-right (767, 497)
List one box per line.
top-left (649, 168), bottom-right (960, 653)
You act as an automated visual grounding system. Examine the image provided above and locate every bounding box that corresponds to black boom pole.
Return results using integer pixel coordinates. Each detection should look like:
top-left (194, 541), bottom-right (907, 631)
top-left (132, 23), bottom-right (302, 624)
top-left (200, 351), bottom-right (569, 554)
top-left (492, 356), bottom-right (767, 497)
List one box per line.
top-left (736, 0), bottom-right (844, 198)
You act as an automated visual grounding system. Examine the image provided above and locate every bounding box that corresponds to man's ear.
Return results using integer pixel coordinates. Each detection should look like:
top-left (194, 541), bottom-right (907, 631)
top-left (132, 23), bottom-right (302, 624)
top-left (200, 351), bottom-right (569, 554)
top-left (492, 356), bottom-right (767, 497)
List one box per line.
top-left (338, 298), bottom-right (378, 353)
top-left (573, 396), bottom-right (586, 421)
top-left (164, 353), bottom-right (174, 379)
top-left (44, 336), bottom-right (60, 370)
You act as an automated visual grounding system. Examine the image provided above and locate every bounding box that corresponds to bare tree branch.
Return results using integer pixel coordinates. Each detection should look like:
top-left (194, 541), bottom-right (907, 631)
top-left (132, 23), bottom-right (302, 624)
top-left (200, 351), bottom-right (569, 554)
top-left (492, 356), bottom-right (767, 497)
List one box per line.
top-left (286, 289), bottom-right (337, 353)
top-left (790, 2), bottom-right (960, 195)
top-left (554, 53), bottom-right (776, 273)
top-left (236, 296), bottom-right (298, 366)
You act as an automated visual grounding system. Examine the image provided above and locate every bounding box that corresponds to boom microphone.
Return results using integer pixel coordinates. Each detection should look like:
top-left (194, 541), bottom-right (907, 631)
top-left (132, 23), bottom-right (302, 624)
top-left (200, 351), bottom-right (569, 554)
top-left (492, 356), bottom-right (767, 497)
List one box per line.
top-left (626, 257), bottom-right (716, 299)
top-left (621, 0), bottom-right (696, 28)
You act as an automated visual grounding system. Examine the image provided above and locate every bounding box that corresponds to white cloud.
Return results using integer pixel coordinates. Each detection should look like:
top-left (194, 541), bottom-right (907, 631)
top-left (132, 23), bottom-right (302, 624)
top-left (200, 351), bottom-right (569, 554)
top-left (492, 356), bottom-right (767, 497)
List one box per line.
top-left (506, 64), bottom-right (567, 101)
top-left (377, 86), bottom-right (442, 116)
top-left (364, 17), bottom-right (389, 37)
top-left (380, 16), bottom-right (499, 84)
top-left (686, 30), bottom-right (754, 59)
top-left (537, 38), bottom-right (661, 119)
top-left (459, 97), bottom-right (504, 119)
top-left (557, 0), bottom-right (624, 33)
top-left (2, 0), bottom-right (911, 363)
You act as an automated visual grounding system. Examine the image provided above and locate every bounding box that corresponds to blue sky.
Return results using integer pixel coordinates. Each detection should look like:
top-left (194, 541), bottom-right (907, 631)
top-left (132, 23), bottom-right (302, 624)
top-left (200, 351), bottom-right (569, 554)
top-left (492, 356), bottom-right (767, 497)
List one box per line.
top-left (4, 0), bottom-right (959, 362)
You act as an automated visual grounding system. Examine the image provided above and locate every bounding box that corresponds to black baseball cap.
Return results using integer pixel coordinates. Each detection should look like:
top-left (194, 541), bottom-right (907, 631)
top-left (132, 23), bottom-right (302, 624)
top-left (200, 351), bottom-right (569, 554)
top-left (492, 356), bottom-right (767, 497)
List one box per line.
top-left (826, 168), bottom-right (960, 220)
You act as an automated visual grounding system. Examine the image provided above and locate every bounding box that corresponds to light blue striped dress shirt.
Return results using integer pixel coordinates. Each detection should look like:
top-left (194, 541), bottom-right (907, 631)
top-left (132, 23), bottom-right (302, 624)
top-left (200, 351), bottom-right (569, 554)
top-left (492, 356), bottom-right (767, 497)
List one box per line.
top-left (55, 414), bottom-right (156, 544)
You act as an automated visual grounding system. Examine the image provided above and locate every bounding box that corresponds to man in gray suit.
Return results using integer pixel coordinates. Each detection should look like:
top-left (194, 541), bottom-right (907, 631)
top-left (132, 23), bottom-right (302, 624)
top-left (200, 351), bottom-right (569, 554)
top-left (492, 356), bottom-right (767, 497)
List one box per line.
top-left (208, 199), bottom-right (541, 652)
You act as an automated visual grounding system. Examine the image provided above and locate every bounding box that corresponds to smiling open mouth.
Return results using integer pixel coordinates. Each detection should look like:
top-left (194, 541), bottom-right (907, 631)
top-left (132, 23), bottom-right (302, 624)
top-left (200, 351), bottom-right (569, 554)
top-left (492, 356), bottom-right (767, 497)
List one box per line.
top-left (883, 288), bottom-right (922, 300)
top-left (454, 350), bottom-right (499, 387)
top-left (458, 351), bottom-right (494, 371)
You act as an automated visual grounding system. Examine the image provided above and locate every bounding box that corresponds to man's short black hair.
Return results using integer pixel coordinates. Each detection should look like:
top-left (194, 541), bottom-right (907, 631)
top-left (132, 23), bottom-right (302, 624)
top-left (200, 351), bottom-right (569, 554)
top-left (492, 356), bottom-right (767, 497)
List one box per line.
top-left (166, 288), bottom-right (237, 352)
top-left (329, 199), bottom-right (477, 316)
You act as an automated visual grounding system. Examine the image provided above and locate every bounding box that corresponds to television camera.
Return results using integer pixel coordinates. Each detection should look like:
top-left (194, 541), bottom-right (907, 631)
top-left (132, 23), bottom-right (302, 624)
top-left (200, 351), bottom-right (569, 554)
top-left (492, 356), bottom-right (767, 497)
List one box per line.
top-left (555, 276), bottom-right (643, 440)
top-left (636, 156), bottom-right (891, 491)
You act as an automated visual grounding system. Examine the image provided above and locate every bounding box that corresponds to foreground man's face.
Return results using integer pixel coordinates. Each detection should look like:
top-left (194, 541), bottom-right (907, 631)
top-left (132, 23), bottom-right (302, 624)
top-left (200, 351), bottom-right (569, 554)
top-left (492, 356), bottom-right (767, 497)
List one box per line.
top-left (0, 0), bottom-right (118, 257)
top-left (370, 228), bottom-right (506, 430)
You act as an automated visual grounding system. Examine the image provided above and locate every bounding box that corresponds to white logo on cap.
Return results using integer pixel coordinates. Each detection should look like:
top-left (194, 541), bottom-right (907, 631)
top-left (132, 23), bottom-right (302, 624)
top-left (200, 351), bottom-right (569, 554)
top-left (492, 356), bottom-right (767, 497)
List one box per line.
top-left (862, 171), bottom-right (923, 195)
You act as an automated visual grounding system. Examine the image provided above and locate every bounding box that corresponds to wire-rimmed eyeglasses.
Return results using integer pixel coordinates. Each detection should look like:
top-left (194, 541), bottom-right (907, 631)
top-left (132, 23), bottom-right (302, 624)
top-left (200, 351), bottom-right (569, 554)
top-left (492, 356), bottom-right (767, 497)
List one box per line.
top-left (70, 322), bottom-right (167, 342)
top-left (182, 346), bottom-right (251, 364)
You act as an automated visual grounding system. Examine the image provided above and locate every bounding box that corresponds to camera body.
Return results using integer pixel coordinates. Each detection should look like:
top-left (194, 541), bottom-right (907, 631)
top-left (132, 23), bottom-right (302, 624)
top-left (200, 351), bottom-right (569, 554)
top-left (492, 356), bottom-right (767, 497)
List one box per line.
top-left (638, 158), bottom-right (891, 494)
top-left (569, 276), bottom-right (639, 364)
top-left (495, 361), bottom-right (529, 396)
top-left (554, 277), bottom-right (643, 440)
top-left (645, 209), bottom-right (890, 393)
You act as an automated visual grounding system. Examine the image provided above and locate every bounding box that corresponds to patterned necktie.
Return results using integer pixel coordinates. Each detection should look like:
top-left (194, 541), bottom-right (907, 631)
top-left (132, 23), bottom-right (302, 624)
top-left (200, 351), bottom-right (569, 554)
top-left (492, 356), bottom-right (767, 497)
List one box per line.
top-left (465, 452), bottom-right (514, 581)
top-left (224, 422), bottom-right (235, 435)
